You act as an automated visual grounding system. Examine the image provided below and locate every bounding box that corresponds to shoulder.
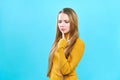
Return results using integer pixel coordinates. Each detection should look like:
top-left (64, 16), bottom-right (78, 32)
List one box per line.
top-left (72, 38), bottom-right (85, 51)
top-left (75, 38), bottom-right (85, 47)
top-left (69, 37), bottom-right (85, 58)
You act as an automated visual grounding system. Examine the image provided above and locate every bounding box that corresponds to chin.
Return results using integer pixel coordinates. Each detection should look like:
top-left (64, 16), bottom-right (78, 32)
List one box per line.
top-left (64, 32), bottom-right (69, 34)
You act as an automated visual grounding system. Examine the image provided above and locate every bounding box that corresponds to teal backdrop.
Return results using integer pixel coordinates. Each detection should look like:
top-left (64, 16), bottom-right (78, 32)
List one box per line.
top-left (0, 0), bottom-right (120, 80)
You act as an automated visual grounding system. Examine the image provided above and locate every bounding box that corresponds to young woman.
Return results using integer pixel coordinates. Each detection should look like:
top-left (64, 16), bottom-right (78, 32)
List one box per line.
top-left (47, 8), bottom-right (85, 80)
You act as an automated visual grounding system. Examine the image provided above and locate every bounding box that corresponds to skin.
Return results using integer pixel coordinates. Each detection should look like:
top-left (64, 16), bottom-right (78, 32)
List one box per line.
top-left (58, 13), bottom-right (70, 41)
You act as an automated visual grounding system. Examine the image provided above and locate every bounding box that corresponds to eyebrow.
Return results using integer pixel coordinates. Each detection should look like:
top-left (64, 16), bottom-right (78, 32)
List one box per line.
top-left (58, 20), bottom-right (69, 21)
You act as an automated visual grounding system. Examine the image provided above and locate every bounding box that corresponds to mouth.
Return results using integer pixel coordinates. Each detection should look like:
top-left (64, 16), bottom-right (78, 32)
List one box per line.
top-left (61, 29), bottom-right (65, 31)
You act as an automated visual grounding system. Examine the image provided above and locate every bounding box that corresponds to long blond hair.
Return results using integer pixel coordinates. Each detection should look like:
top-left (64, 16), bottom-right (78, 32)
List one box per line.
top-left (47, 8), bottom-right (79, 77)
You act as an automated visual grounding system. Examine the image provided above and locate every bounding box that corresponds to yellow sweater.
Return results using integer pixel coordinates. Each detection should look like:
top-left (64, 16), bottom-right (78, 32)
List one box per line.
top-left (49, 38), bottom-right (85, 80)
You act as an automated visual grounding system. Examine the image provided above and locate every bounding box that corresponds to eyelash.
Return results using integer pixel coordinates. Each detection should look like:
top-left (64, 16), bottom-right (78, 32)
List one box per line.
top-left (58, 21), bottom-right (62, 23)
top-left (58, 21), bottom-right (69, 23)
top-left (65, 21), bottom-right (69, 23)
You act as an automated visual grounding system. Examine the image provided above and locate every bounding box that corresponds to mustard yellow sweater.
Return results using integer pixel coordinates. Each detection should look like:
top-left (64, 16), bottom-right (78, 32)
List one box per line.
top-left (49, 38), bottom-right (85, 80)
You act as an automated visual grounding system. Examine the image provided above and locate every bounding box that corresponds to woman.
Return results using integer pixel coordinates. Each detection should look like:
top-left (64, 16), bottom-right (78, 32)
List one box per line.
top-left (47, 8), bottom-right (85, 80)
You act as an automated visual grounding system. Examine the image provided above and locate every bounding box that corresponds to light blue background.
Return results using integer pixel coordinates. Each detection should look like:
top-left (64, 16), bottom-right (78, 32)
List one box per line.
top-left (0, 0), bottom-right (120, 80)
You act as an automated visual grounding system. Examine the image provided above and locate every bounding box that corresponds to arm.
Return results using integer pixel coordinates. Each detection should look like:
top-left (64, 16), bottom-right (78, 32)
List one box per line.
top-left (56, 38), bottom-right (85, 75)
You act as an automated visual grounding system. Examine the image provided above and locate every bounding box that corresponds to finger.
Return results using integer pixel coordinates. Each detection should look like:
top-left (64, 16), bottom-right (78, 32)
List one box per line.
top-left (62, 32), bottom-right (65, 39)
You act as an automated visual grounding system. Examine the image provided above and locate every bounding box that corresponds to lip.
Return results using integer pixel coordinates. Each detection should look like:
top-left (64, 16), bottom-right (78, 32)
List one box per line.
top-left (61, 29), bottom-right (65, 31)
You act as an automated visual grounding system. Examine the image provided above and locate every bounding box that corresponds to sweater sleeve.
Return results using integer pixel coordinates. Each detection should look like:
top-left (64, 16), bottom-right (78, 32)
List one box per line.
top-left (56, 38), bottom-right (85, 75)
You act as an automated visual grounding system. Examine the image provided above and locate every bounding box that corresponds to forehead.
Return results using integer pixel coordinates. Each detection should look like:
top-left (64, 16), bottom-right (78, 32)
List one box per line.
top-left (58, 13), bottom-right (69, 20)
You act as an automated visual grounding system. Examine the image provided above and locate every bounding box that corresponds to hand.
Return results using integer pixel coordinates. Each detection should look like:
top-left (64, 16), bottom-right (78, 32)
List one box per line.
top-left (57, 32), bottom-right (67, 49)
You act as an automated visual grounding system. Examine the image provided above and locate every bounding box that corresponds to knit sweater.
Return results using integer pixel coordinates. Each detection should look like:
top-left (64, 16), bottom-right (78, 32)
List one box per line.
top-left (49, 38), bottom-right (85, 80)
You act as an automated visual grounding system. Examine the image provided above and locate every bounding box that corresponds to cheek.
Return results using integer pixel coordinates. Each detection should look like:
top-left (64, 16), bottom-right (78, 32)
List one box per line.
top-left (58, 25), bottom-right (61, 32)
top-left (58, 23), bottom-right (61, 28)
top-left (66, 24), bottom-right (70, 30)
top-left (67, 27), bottom-right (70, 32)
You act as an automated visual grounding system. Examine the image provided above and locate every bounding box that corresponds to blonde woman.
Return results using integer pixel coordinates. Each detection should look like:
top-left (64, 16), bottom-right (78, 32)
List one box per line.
top-left (47, 8), bottom-right (85, 80)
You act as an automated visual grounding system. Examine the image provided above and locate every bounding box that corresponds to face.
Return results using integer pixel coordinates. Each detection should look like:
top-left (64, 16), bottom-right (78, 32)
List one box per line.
top-left (58, 13), bottom-right (70, 34)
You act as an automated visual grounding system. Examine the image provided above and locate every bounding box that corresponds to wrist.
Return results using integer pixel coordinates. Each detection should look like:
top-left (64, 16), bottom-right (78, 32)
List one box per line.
top-left (57, 39), bottom-right (67, 49)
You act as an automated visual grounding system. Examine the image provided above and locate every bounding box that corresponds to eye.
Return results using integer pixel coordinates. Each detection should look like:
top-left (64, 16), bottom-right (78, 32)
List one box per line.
top-left (64, 20), bottom-right (69, 23)
top-left (58, 20), bottom-right (62, 23)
